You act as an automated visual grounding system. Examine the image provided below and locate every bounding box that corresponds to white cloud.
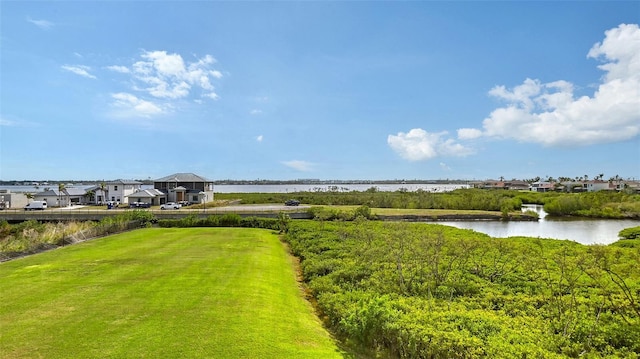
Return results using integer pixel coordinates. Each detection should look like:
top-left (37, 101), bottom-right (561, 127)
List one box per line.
top-left (27, 17), bottom-right (53, 30)
top-left (439, 162), bottom-right (451, 171)
top-left (250, 109), bottom-right (262, 115)
top-left (0, 116), bottom-right (38, 127)
top-left (457, 128), bottom-right (483, 140)
top-left (282, 160), bottom-right (314, 171)
top-left (203, 92), bottom-right (219, 100)
top-left (110, 92), bottom-right (163, 118)
top-left (256, 135), bottom-right (263, 142)
top-left (129, 50), bottom-right (222, 100)
top-left (106, 65), bottom-right (130, 74)
top-left (0, 117), bottom-right (16, 126)
top-left (388, 128), bottom-right (474, 161)
top-left (210, 70), bottom-right (223, 79)
top-left (104, 50), bottom-right (224, 119)
top-left (61, 65), bottom-right (97, 79)
top-left (466, 23), bottom-right (640, 147)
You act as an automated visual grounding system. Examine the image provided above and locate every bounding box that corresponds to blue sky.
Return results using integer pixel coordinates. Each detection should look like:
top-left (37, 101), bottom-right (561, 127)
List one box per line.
top-left (1, 1), bottom-right (639, 181)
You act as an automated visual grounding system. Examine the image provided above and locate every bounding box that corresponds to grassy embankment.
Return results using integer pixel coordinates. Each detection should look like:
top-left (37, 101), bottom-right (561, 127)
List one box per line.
top-left (0, 228), bottom-right (344, 358)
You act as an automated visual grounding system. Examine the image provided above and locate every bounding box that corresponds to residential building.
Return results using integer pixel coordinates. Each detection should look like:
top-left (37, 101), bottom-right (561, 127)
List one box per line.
top-left (0, 190), bottom-right (28, 209)
top-left (153, 173), bottom-right (214, 204)
top-left (127, 188), bottom-right (166, 206)
top-left (33, 187), bottom-right (89, 207)
top-left (529, 181), bottom-right (555, 192)
top-left (582, 180), bottom-right (613, 192)
top-left (92, 180), bottom-right (143, 205)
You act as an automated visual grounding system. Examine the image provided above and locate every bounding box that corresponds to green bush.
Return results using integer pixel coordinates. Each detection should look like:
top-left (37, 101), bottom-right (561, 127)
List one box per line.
top-left (619, 226), bottom-right (640, 240)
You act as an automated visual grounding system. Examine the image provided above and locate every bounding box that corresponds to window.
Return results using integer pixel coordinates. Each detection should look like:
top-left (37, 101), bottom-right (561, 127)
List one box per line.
top-left (114, 185), bottom-right (118, 191)
top-left (193, 195), bottom-right (198, 202)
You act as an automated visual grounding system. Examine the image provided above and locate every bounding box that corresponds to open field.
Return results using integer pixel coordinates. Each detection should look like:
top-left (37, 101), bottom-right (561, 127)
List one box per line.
top-left (0, 228), bottom-right (344, 358)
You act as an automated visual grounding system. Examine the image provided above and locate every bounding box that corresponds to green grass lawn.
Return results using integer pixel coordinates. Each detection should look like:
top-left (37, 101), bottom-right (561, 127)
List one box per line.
top-left (0, 228), bottom-right (345, 358)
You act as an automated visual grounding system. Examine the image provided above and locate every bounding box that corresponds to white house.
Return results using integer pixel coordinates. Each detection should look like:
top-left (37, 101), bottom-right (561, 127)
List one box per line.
top-left (583, 180), bottom-right (612, 192)
top-left (91, 180), bottom-right (143, 205)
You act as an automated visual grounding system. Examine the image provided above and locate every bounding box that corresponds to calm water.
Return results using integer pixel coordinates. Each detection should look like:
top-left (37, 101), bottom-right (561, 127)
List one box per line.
top-left (0, 183), bottom-right (469, 194)
top-left (213, 183), bottom-right (469, 193)
top-left (442, 205), bottom-right (640, 245)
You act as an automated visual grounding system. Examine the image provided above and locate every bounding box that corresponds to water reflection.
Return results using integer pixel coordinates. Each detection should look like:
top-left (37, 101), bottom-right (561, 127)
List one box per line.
top-left (442, 205), bottom-right (640, 245)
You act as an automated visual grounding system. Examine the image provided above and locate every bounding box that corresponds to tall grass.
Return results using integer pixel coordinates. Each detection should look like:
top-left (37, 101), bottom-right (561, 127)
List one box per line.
top-left (0, 211), bottom-right (155, 260)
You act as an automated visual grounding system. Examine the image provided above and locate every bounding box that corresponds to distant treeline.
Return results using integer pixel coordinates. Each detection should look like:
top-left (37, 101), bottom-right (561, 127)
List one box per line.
top-left (217, 189), bottom-right (640, 219)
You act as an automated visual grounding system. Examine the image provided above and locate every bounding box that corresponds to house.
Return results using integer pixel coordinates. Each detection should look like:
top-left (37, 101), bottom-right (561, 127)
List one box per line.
top-left (0, 190), bottom-right (28, 209)
top-left (126, 188), bottom-right (166, 206)
top-left (504, 180), bottom-right (530, 191)
top-left (33, 187), bottom-right (90, 207)
top-left (91, 180), bottom-right (143, 205)
top-left (529, 181), bottom-right (555, 192)
top-left (153, 173), bottom-right (214, 204)
top-left (582, 180), bottom-right (613, 192)
top-left (470, 180), bottom-right (530, 191)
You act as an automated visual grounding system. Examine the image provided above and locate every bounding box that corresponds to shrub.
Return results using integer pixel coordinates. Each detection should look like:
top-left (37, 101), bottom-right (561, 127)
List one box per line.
top-left (619, 226), bottom-right (640, 240)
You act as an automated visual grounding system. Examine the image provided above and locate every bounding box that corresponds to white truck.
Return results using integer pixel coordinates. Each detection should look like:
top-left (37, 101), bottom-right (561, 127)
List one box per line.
top-left (24, 201), bottom-right (47, 210)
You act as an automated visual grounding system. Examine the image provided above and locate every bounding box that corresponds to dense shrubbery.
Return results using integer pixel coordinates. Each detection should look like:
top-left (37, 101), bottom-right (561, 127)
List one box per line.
top-left (285, 220), bottom-right (640, 358)
top-left (217, 189), bottom-right (526, 211)
top-left (217, 188), bottom-right (640, 219)
top-left (307, 205), bottom-right (375, 221)
top-left (544, 191), bottom-right (640, 218)
top-left (157, 214), bottom-right (283, 231)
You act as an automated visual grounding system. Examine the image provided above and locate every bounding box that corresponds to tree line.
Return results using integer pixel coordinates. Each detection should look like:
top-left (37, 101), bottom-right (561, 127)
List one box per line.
top-left (216, 188), bottom-right (640, 219)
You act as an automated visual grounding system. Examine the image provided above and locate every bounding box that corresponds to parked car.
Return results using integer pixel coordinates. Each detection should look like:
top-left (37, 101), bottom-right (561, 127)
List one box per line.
top-left (160, 202), bottom-right (181, 210)
top-left (24, 201), bottom-right (47, 210)
top-left (129, 202), bottom-right (151, 208)
top-left (284, 199), bottom-right (300, 206)
top-left (106, 201), bottom-right (118, 209)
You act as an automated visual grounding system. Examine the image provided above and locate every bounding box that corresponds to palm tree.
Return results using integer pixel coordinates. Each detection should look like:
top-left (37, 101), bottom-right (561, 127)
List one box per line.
top-left (99, 182), bottom-right (108, 205)
top-left (58, 183), bottom-right (66, 207)
top-left (85, 189), bottom-right (95, 204)
top-left (25, 193), bottom-right (34, 202)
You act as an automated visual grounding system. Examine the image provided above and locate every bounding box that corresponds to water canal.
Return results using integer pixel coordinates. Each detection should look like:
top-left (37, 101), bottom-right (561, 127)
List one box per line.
top-left (442, 204), bottom-right (640, 245)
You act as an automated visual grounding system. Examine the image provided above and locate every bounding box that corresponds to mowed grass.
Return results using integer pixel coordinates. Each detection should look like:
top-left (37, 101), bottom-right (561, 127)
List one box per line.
top-left (0, 228), bottom-right (345, 358)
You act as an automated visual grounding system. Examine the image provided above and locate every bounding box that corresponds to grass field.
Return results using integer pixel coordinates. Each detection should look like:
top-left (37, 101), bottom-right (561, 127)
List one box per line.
top-left (0, 228), bottom-right (345, 358)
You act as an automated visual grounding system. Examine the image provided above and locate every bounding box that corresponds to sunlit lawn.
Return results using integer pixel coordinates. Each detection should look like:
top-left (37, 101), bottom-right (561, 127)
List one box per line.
top-left (0, 228), bottom-right (345, 358)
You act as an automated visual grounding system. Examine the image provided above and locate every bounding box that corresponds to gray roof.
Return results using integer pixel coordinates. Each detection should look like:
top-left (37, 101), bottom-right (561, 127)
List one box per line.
top-left (107, 179), bottom-right (142, 185)
top-left (154, 173), bottom-right (211, 182)
top-left (34, 188), bottom-right (88, 197)
top-left (127, 189), bottom-right (164, 198)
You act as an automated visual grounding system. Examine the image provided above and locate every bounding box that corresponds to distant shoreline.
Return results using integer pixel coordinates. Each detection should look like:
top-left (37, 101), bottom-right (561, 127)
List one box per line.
top-left (0, 179), bottom-right (471, 186)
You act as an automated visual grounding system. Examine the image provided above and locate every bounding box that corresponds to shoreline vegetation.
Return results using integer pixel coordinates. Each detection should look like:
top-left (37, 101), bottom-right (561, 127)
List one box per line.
top-left (216, 188), bottom-right (640, 220)
top-left (285, 220), bottom-right (640, 358)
